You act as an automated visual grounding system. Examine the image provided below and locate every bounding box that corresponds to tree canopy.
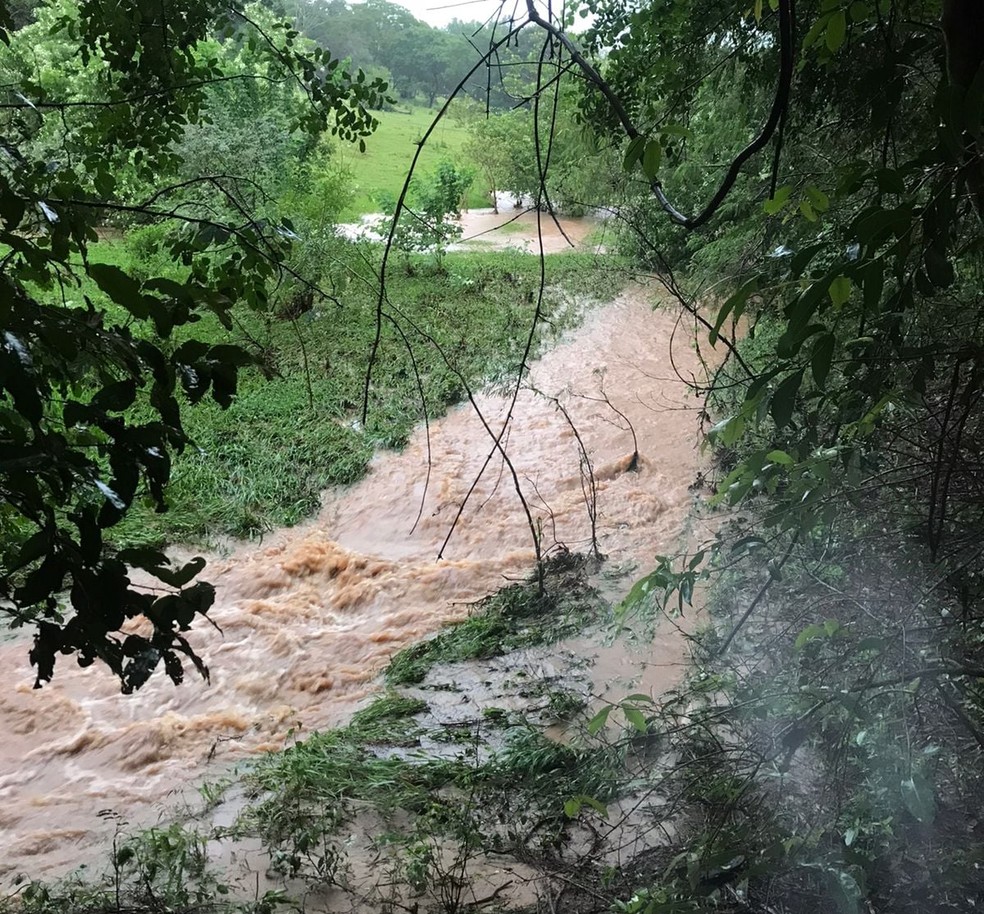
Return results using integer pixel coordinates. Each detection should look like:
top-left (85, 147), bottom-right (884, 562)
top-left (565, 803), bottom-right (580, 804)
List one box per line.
top-left (266, 0), bottom-right (544, 107)
top-left (0, 0), bottom-right (386, 691)
top-left (500, 0), bottom-right (984, 573)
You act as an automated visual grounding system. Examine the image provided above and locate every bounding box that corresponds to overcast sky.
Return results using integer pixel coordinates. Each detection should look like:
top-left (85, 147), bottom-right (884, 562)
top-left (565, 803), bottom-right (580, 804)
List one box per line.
top-left (384, 0), bottom-right (546, 29)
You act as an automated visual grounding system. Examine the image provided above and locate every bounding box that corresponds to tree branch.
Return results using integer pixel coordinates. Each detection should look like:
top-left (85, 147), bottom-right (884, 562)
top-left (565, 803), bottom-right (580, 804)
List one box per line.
top-left (524, 0), bottom-right (795, 230)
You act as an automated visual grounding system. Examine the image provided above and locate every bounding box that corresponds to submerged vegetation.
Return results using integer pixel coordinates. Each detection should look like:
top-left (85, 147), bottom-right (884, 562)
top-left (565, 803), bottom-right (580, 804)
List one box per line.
top-left (386, 551), bottom-right (606, 685)
top-left (4, 0), bottom-right (984, 909)
top-left (101, 246), bottom-right (601, 546)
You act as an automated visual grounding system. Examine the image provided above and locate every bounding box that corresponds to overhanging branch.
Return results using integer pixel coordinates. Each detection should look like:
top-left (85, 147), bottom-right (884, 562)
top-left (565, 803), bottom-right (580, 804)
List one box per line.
top-left (524, 0), bottom-right (795, 230)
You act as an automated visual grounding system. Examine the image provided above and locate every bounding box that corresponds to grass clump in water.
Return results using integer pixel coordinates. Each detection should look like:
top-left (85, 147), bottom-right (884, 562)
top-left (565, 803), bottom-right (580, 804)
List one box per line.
top-left (240, 692), bottom-right (627, 887)
top-left (3, 824), bottom-right (276, 914)
top-left (385, 552), bottom-right (605, 686)
top-left (348, 692), bottom-right (429, 744)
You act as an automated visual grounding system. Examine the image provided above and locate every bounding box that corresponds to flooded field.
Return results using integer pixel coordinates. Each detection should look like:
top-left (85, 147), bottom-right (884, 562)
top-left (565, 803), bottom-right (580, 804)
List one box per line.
top-left (0, 282), bottom-right (708, 883)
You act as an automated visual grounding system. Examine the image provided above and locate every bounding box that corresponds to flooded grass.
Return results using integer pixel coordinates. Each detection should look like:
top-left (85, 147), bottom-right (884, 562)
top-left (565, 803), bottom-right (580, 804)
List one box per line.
top-left (237, 684), bottom-right (629, 900)
top-left (386, 552), bottom-right (608, 686)
top-left (85, 245), bottom-right (606, 547)
top-left (347, 692), bottom-right (429, 744)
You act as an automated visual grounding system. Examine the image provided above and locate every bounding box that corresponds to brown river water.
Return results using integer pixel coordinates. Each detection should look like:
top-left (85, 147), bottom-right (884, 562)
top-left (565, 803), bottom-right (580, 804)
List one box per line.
top-left (0, 277), bottom-right (709, 884)
top-left (337, 198), bottom-right (608, 256)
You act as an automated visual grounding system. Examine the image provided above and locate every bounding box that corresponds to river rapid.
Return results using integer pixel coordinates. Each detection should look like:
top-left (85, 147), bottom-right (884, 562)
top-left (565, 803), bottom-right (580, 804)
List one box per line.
top-left (0, 280), bottom-right (708, 883)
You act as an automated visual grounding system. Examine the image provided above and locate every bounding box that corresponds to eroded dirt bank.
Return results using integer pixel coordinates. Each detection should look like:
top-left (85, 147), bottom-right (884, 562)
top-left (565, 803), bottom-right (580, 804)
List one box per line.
top-left (0, 281), bottom-right (707, 882)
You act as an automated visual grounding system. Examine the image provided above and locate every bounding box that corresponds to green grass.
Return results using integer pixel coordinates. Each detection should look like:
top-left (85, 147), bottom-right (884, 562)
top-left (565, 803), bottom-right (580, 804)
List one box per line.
top-left (335, 103), bottom-right (489, 217)
top-left (348, 692), bottom-right (429, 744)
top-left (386, 552), bottom-right (607, 685)
top-left (81, 243), bottom-right (607, 547)
top-left (240, 681), bottom-right (626, 886)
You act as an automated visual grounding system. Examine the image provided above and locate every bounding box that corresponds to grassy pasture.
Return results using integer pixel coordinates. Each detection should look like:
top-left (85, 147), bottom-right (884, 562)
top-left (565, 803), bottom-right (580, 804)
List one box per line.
top-left (335, 104), bottom-right (490, 218)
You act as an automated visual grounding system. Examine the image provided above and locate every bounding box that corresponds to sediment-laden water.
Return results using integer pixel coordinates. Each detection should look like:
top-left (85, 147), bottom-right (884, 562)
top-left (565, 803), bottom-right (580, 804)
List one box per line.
top-left (0, 281), bottom-right (707, 881)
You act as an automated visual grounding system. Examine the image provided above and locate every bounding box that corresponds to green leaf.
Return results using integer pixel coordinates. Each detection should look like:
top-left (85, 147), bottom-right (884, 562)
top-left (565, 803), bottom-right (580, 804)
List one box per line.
top-left (854, 205), bottom-right (912, 247)
top-left (875, 167), bottom-right (906, 195)
top-left (564, 795), bottom-right (606, 819)
top-left (848, 0), bottom-right (870, 21)
top-left (799, 199), bottom-right (818, 222)
top-left (659, 124), bottom-right (692, 139)
top-left (802, 12), bottom-right (828, 49)
top-left (642, 139), bottom-right (662, 179)
top-left (571, 794), bottom-right (609, 817)
top-left (901, 773), bottom-right (935, 823)
top-left (828, 275), bottom-right (852, 308)
top-left (790, 243), bottom-right (825, 279)
top-left (826, 10), bottom-right (847, 52)
top-left (88, 263), bottom-right (143, 311)
top-left (12, 528), bottom-right (52, 571)
top-left (770, 370), bottom-right (804, 428)
top-left (623, 135), bottom-right (647, 171)
top-left (587, 706), bottom-right (612, 736)
top-left (805, 185), bottom-right (830, 211)
top-left (764, 185), bottom-right (792, 214)
top-left (710, 277), bottom-right (758, 345)
top-left (794, 623), bottom-right (826, 649)
top-left (811, 333), bottom-right (836, 387)
top-left (618, 567), bottom-right (669, 615)
top-left (766, 449), bottom-right (795, 465)
top-left (707, 413), bottom-right (746, 449)
top-left (862, 259), bottom-right (884, 312)
top-left (91, 380), bottom-right (138, 413)
top-left (623, 706), bottom-right (648, 732)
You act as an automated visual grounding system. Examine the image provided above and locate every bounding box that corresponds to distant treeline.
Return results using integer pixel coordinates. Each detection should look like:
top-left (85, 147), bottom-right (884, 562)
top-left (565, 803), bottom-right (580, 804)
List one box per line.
top-left (7, 0), bottom-right (543, 108)
top-left (267, 0), bottom-right (544, 107)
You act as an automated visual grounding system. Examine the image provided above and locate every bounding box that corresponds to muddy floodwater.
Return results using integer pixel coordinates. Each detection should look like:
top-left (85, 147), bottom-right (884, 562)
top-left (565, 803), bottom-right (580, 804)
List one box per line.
top-left (456, 205), bottom-right (606, 254)
top-left (0, 281), bottom-right (708, 882)
top-left (337, 201), bottom-right (607, 256)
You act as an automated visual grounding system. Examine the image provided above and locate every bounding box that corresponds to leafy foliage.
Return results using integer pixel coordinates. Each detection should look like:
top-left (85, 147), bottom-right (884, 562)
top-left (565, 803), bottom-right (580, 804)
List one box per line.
top-left (0, 0), bottom-right (386, 689)
top-left (509, 0), bottom-right (984, 908)
top-left (387, 160), bottom-right (474, 259)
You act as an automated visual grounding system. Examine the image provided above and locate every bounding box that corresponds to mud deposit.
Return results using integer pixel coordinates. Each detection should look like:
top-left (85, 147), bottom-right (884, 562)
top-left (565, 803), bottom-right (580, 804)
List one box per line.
top-left (0, 282), bottom-right (707, 882)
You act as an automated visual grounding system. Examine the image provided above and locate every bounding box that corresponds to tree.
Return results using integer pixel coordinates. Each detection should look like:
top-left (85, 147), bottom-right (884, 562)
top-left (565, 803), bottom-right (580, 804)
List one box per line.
top-left (500, 2), bottom-right (984, 908)
top-left (514, 0), bottom-right (984, 558)
top-left (387, 160), bottom-right (473, 264)
top-left (463, 109), bottom-right (536, 211)
top-left (0, 0), bottom-right (386, 691)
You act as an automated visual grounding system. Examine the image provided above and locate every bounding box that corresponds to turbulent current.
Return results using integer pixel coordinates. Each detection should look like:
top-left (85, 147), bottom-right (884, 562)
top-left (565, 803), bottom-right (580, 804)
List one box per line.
top-left (0, 281), bottom-right (708, 882)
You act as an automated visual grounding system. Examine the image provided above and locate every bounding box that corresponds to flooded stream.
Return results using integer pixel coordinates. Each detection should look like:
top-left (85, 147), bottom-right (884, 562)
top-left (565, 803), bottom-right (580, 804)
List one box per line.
top-left (0, 281), bottom-right (708, 883)
top-left (337, 199), bottom-right (607, 256)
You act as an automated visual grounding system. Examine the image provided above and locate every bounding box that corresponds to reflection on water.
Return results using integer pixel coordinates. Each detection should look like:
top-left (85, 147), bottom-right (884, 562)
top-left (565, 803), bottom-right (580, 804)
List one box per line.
top-left (0, 282), bottom-right (706, 881)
